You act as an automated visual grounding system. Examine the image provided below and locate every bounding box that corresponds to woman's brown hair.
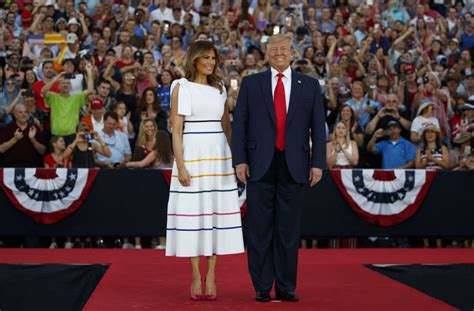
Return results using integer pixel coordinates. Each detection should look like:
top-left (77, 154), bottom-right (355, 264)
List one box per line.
top-left (153, 130), bottom-right (173, 165)
top-left (184, 40), bottom-right (223, 93)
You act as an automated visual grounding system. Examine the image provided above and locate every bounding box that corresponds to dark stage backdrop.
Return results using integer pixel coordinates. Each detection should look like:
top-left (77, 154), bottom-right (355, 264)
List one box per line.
top-left (0, 170), bottom-right (472, 238)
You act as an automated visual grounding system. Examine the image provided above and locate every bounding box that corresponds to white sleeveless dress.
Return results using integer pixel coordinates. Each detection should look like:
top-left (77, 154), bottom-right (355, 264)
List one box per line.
top-left (165, 78), bottom-right (245, 257)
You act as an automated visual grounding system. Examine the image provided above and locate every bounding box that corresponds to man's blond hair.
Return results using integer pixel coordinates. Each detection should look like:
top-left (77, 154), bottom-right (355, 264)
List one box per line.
top-left (267, 34), bottom-right (292, 46)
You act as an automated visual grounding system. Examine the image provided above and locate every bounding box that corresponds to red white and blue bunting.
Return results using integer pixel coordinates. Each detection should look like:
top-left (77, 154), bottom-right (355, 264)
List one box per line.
top-left (0, 168), bottom-right (98, 224)
top-left (330, 170), bottom-right (436, 227)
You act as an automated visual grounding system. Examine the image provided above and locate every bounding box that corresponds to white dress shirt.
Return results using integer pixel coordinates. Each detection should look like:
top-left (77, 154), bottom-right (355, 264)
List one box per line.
top-left (271, 66), bottom-right (292, 112)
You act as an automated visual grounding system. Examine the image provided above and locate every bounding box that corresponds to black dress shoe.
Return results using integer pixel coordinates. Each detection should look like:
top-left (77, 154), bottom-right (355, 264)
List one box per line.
top-left (255, 291), bottom-right (271, 302)
top-left (276, 292), bottom-right (299, 302)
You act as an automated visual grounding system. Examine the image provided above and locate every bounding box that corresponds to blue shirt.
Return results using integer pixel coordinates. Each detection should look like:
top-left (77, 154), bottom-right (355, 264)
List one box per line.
top-left (96, 130), bottom-right (131, 164)
top-left (157, 86), bottom-right (171, 112)
top-left (375, 137), bottom-right (416, 169)
top-left (460, 32), bottom-right (474, 51)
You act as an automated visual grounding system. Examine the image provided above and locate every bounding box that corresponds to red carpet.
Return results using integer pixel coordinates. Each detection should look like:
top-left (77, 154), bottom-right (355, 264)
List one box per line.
top-left (1, 249), bottom-right (473, 311)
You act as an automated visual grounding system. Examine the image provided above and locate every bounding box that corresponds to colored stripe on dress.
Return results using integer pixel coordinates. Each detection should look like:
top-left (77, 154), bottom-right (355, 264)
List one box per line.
top-left (170, 188), bottom-right (238, 194)
top-left (166, 226), bottom-right (242, 231)
top-left (172, 172), bottom-right (234, 178)
top-left (182, 131), bottom-right (224, 135)
top-left (184, 120), bottom-right (221, 123)
top-left (184, 157), bottom-right (232, 163)
top-left (168, 211), bottom-right (240, 216)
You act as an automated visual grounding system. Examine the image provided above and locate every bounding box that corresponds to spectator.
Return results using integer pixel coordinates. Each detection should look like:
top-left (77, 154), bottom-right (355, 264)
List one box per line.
top-left (95, 111), bottom-right (132, 168)
top-left (64, 122), bottom-right (111, 168)
top-left (44, 136), bottom-right (71, 168)
top-left (114, 101), bottom-right (134, 139)
top-left (157, 70), bottom-right (173, 113)
top-left (32, 61), bottom-right (61, 112)
top-left (459, 20), bottom-right (474, 52)
top-left (454, 152), bottom-right (474, 171)
top-left (128, 118), bottom-right (157, 168)
top-left (96, 79), bottom-right (117, 110)
top-left (0, 105), bottom-right (46, 167)
top-left (450, 131), bottom-right (472, 169)
top-left (335, 103), bottom-right (365, 148)
top-left (411, 101), bottom-right (441, 144)
top-left (451, 100), bottom-right (474, 142)
top-left (81, 98), bottom-right (105, 132)
top-left (365, 93), bottom-right (412, 139)
top-left (326, 121), bottom-right (359, 169)
top-left (368, 120), bottom-right (416, 169)
top-left (42, 63), bottom-right (94, 145)
top-left (61, 58), bottom-right (85, 95)
top-left (138, 87), bottom-right (168, 131)
top-left (415, 125), bottom-right (450, 170)
top-left (343, 80), bottom-right (381, 130)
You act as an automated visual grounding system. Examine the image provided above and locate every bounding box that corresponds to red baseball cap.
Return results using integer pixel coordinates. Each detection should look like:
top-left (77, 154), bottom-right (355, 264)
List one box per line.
top-left (90, 98), bottom-right (104, 109)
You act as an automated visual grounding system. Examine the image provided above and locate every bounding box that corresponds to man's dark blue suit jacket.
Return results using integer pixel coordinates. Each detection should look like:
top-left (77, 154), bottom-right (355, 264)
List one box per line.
top-left (232, 69), bottom-right (326, 183)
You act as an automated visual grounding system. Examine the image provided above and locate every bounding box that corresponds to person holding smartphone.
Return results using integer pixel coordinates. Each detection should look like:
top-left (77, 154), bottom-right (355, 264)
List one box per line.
top-left (42, 62), bottom-right (95, 146)
top-left (365, 93), bottom-right (412, 139)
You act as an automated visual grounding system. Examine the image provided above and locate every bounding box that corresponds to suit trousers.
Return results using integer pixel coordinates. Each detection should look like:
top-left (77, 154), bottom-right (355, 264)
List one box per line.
top-left (245, 149), bottom-right (305, 293)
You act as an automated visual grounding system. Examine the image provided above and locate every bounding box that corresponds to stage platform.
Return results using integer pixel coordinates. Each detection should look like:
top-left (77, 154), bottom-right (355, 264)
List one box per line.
top-left (1, 249), bottom-right (473, 311)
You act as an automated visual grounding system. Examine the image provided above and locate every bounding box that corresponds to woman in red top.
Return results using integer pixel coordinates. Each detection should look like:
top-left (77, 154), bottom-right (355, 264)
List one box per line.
top-left (43, 136), bottom-right (71, 168)
top-left (116, 45), bottom-right (140, 73)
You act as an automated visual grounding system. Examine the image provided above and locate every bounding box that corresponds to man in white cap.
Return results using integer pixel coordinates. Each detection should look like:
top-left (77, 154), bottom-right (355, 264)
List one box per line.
top-left (64, 33), bottom-right (80, 59)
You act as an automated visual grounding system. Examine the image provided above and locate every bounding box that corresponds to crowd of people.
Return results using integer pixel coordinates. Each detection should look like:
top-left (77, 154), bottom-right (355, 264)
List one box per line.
top-left (0, 0), bottom-right (473, 248)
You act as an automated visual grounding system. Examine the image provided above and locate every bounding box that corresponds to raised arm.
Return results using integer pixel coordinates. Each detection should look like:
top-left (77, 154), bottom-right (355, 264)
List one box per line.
top-left (41, 72), bottom-right (64, 98)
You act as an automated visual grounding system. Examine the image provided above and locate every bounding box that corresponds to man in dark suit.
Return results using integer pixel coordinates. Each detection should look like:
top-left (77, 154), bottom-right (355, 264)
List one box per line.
top-left (232, 34), bottom-right (326, 302)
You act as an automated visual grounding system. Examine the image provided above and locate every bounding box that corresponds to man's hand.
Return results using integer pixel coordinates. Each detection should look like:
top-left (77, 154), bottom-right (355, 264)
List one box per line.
top-left (374, 128), bottom-right (384, 138)
top-left (236, 163), bottom-right (250, 183)
top-left (309, 168), bottom-right (323, 187)
top-left (13, 128), bottom-right (24, 142)
top-left (28, 126), bottom-right (37, 140)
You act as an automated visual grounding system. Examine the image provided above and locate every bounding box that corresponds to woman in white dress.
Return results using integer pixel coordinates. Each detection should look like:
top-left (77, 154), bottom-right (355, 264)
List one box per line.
top-left (326, 121), bottom-right (359, 169)
top-left (166, 40), bottom-right (244, 301)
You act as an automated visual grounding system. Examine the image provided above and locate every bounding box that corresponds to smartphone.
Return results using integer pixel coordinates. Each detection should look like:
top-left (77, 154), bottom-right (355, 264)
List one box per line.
top-left (273, 25), bottom-right (280, 35)
top-left (64, 73), bottom-right (76, 79)
top-left (285, 16), bottom-right (292, 27)
top-left (382, 129), bottom-right (390, 136)
top-left (230, 79), bottom-right (238, 91)
top-left (318, 79), bottom-right (325, 86)
top-left (163, 22), bottom-right (170, 32)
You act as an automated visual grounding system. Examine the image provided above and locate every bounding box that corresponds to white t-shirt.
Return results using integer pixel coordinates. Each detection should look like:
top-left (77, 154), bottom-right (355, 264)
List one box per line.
top-left (410, 116), bottom-right (440, 135)
top-left (150, 7), bottom-right (174, 22)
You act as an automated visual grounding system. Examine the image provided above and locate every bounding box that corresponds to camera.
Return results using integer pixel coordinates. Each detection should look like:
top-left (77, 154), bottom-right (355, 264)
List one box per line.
top-left (83, 53), bottom-right (93, 61)
top-left (82, 133), bottom-right (92, 141)
top-left (64, 73), bottom-right (76, 79)
top-left (385, 108), bottom-right (395, 114)
top-left (422, 76), bottom-right (430, 84)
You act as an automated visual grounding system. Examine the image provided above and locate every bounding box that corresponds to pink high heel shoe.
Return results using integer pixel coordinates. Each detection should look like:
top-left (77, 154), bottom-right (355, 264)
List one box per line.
top-left (204, 294), bottom-right (217, 301)
top-left (190, 294), bottom-right (203, 301)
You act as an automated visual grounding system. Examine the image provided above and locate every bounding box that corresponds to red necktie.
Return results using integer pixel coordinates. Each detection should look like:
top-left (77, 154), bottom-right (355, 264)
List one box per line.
top-left (274, 73), bottom-right (286, 151)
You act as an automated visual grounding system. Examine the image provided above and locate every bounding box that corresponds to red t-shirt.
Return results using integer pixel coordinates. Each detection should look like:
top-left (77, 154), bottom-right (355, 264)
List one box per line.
top-left (32, 80), bottom-right (60, 112)
top-left (116, 60), bottom-right (135, 69)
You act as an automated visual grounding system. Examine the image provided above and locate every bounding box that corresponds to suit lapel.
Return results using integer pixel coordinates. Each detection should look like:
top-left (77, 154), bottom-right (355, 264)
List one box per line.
top-left (286, 71), bottom-right (301, 126)
top-left (260, 70), bottom-right (276, 125)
